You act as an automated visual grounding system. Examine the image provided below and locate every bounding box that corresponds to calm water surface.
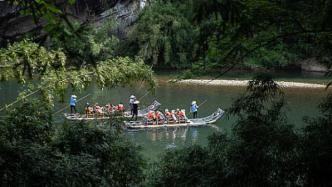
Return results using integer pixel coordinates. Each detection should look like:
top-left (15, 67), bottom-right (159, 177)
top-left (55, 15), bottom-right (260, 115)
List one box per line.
top-left (1, 77), bottom-right (331, 160)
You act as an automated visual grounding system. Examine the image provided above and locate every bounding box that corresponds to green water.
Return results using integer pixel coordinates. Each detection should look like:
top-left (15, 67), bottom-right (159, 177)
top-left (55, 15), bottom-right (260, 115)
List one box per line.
top-left (1, 75), bottom-right (331, 160)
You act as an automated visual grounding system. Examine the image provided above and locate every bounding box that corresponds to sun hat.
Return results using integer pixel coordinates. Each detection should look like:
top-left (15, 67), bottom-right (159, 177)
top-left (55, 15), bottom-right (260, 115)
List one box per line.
top-left (192, 101), bottom-right (196, 105)
top-left (72, 95), bottom-right (77, 98)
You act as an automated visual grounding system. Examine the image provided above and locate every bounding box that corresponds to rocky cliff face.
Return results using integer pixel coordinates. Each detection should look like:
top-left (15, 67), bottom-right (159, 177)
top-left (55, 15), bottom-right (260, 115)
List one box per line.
top-left (0, 0), bottom-right (147, 45)
top-left (99, 0), bottom-right (147, 37)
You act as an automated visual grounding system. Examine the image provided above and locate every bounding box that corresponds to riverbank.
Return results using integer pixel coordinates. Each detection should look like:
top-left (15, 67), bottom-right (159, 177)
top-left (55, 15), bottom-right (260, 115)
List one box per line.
top-left (175, 79), bottom-right (329, 89)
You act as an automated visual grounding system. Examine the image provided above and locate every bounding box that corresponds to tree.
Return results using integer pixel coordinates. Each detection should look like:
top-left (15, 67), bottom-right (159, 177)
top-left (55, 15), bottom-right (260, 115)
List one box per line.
top-left (301, 94), bottom-right (332, 186)
top-left (0, 40), bottom-right (155, 105)
top-left (0, 99), bottom-right (145, 186)
top-left (125, 0), bottom-right (195, 68)
top-left (147, 145), bottom-right (209, 186)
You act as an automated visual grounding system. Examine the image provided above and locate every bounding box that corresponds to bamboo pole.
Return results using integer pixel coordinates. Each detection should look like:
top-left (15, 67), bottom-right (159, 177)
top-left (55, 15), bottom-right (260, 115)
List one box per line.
top-left (0, 89), bottom-right (40, 112)
top-left (53, 94), bottom-right (91, 115)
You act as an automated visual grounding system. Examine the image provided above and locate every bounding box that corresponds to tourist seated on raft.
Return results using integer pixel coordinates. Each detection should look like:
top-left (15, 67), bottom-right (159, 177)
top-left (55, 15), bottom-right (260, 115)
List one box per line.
top-left (105, 103), bottom-right (114, 114)
top-left (165, 109), bottom-right (176, 123)
top-left (115, 103), bottom-right (125, 113)
top-left (94, 103), bottom-right (104, 117)
top-left (175, 109), bottom-right (187, 123)
top-left (146, 111), bottom-right (163, 125)
top-left (85, 103), bottom-right (94, 117)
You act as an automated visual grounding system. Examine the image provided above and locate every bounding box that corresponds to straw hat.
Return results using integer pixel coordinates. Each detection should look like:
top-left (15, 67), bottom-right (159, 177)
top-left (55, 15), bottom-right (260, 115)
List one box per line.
top-left (130, 95), bottom-right (136, 99)
top-left (192, 101), bottom-right (196, 105)
top-left (134, 100), bottom-right (140, 104)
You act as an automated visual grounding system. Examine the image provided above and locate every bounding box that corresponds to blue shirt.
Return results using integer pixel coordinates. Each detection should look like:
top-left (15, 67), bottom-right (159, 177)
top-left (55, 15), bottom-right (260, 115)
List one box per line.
top-left (70, 96), bottom-right (77, 106)
top-left (191, 104), bottom-right (198, 112)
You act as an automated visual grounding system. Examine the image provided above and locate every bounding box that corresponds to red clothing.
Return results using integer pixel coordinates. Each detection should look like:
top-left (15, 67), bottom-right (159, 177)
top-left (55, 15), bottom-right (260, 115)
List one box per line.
top-left (147, 111), bottom-right (155, 120)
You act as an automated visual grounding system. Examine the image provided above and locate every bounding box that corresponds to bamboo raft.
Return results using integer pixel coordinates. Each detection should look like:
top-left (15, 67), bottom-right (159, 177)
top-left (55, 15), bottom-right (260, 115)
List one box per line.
top-left (64, 100), bottom-right (161, 121)
top-left (124, 108), bottom-right (224, 129)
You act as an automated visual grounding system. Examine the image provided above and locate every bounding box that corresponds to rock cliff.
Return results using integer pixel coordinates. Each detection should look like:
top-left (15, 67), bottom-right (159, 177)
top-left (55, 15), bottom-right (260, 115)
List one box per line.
top-left (0, 0), bottom-right (147, 45)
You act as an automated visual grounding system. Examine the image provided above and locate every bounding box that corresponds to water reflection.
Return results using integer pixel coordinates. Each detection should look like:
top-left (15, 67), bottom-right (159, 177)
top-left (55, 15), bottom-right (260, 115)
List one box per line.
top-left (126, 126), bottom-right (209, 152)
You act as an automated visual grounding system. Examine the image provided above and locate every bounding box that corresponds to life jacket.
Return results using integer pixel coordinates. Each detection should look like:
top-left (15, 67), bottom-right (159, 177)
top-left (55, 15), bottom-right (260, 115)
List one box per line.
top-left (147, 111), bottom-right (155, 120)
top-left (176, 111), bottom-right (184, 117)
top-left (155, 111), bottom-right (161, 120)
top-left (117, 104), bottom-right (124, 111)
top-left (165, 111), bottom-right (172, 117)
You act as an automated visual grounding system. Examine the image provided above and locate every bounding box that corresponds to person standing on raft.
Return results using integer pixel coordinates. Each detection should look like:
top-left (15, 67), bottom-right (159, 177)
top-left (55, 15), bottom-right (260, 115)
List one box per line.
top-left (129, 95), bottom-right (136, 115)
top-left (191, 101), bottom-right (198, 119)
top-left (69, 95), bottom-right (77, 114)
top-left (131, 100), bottom-right (139, 121)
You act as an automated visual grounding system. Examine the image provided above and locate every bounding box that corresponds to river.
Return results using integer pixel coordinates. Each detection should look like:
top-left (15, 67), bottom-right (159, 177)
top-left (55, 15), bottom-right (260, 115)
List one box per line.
top-left (0, 74), bottom-right (331, 160)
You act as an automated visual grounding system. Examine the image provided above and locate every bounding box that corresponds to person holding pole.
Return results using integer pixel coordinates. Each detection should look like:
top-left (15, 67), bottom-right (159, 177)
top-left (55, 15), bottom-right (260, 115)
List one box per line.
top-left (69, 95), bottom-right (77, 114)
top-left (131, 100), bottom-right (139, 121)
top-left (191, 101), bottom-right (198, 119)
top-left (129, 95), bottom-right (136, 115)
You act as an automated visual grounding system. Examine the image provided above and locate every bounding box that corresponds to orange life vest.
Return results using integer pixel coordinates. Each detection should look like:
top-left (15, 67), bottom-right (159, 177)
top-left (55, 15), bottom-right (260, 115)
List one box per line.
top-left (155, 111), bottom-right (161, 120)
top-left (165, 111), bottom-right (171, 117)
top-left (117, 104), bottom-right (124, 111)
top-left (176, 111), bottom-right (184, 117)
top-left (147, 111), bottom-right (155, 120)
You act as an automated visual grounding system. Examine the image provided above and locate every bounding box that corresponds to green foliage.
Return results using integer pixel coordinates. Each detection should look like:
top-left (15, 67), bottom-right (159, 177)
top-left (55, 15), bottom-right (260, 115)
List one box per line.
top-left (176, 69), bottom-right (194, 79)
top-left (4, 100), bottom-right (53, 144)
top-left (226, 75), bottom-right (298, 186)
top-left (148, 145), bottom-right (209, 186)
top-left (301, 94), bottom-right (332, 186)
top-left (0, 40), bottom-right (66, 83)
top-left (0, 40), bottom-right (156, 104)
top-left (123, 0), bottom-right (332, 71)
top-left (51, 19), bottom-right (120, 67)
top-left (0, 99), bottom-right (145, 186)
top-left (53, 122), bottom-right (145, 186)
top-left (126, 0), bottom-right (195, 68)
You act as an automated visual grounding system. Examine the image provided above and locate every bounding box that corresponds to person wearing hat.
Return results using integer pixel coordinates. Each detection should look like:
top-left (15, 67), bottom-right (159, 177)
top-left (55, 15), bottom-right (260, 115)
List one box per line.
top-left (129, 95), bottom-right (136, 115)
top-left (69, 95), bottom-right (77, 114)
top-left (131, 100), bottom-right (139, 120)
top-left (191, 101), bottom-right (198, 119)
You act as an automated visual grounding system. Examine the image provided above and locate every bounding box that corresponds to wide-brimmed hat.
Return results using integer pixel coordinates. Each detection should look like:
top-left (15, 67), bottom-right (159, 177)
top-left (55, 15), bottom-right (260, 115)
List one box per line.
top-left (130, 95), bottom-right (136, 99)
top-left (192, 101), bottom-right (196, 105)
top-left (134, 100), bottom-right (140, 104)
top-left (72, 95), bottom-right (77, 98)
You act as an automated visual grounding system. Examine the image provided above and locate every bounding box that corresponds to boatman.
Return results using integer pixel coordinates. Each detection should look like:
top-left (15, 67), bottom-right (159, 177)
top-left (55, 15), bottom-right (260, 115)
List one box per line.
top-left (191, 101), bottom-right (198, 119)
top-left (129, 95), bottom-right (136, 115)
top-left (131, 100), bottom-right (139, 121)
top-left (69, 95), bottom-right (77, 114)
